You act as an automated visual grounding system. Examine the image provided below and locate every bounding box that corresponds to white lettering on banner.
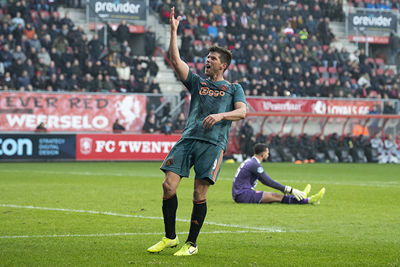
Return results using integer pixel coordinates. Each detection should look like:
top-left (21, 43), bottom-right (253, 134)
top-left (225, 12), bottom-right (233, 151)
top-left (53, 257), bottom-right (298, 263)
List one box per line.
top-left (96, 140), bottom-right (176, 153)
top-left (262, 101), bottom-right (304, 112)
top-left (353, 15), bottom-right (392, 27)
top-left (95, 1), bottom-right (140, 14)
top-left (5, 114), bottom-right (109, 130)
top-left (327, 105), bottom-right (370, 115)
top-left (0, 138), bottom-right (32, 156)
top-left (313, 101), bottom-right (371, 115)
top-left (95, 140), bottom-right (115, 152)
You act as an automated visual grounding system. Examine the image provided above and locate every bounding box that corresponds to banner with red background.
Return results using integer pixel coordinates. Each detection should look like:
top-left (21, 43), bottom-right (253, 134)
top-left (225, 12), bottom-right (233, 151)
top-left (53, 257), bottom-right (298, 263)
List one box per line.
top-left (246, 98), bottom-right (380, 115)
top-left (76, 133), bottom-right (181, 161)
top-left (0, 92), bottom-right (147, 132)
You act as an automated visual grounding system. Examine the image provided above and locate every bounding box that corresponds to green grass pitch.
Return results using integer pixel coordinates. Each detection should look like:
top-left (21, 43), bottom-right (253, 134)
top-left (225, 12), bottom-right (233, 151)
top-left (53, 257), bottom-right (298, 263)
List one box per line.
top-left (1, 162), bottom-right (400, 266)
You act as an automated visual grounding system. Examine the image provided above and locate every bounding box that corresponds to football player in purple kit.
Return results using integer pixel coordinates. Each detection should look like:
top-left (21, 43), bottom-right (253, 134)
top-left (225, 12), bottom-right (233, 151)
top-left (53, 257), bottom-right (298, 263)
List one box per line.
top-left (232, 143), bottom-right (325, 204)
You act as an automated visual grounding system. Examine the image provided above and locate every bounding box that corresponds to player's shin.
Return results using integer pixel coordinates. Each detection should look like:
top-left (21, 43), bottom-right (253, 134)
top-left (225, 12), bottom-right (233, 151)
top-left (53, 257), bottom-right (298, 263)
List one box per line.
top-left (186, 200), bottom-right (207, 245)
top-left (281, 195), bottom-right (309, 204)
top-left (162, 194), bottom-right (178, 239)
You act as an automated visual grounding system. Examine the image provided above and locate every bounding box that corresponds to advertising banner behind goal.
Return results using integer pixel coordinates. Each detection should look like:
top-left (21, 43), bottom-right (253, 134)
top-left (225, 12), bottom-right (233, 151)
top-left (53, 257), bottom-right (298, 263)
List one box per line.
top-left (0, 92), bottom-right (147, 132)
top-left (246, 98), bottom-right (380, 115)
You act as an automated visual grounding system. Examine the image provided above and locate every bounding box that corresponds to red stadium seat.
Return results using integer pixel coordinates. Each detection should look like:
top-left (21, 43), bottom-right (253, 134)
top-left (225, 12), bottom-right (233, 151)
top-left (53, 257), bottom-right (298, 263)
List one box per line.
top-left (386, 69), bottom-right (395, 76)
top-left (238, 64), bottom-right (247, 71)
top-left (196, 62), bottom-right (205, 71)
top-left (328, 67), bottom-right (338, 78)
top-left (329, 77), bottom-right (337, 85)
top-left (193, 40), bottom-right (202, 46)
top-left (187, 62), bottom-right (196, 72)
top-left (376, 69), bottom-right (384, 75)
top-left (375, 58), bottom-right (385, 66)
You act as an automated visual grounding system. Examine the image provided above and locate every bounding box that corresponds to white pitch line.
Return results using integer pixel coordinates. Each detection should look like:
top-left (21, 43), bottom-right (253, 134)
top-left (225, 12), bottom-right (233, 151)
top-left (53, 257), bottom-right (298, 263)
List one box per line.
top-left (0, 230), bottom-right (266, 240)
top-left (0, 204), bottom-right (285, 233)
top-left (1, 169), bottom-right (399, 187)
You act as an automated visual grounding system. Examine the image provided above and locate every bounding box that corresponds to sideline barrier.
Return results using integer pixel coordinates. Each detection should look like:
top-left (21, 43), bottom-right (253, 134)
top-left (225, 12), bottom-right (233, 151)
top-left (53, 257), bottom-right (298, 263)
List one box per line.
top-left (0, 133), bottom-right (180, 162)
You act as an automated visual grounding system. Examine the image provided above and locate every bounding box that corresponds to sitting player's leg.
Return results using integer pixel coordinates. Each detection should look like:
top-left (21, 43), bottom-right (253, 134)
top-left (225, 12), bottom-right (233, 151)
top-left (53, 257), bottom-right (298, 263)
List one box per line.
top-left (260, 191), bottom-right (284, 203)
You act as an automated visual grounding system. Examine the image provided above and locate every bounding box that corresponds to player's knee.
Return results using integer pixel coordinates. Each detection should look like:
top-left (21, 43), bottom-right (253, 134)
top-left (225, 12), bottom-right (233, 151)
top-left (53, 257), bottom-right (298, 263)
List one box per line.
top-left (162, 180), bottom-right (176, 197)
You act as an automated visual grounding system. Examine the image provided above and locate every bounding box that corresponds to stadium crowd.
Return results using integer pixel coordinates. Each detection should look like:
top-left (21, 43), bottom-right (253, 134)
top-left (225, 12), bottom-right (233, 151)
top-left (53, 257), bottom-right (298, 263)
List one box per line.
top-left (153, 0), bottom-right (400, 100)
top-left (0, 0), bottom-right (161, 93)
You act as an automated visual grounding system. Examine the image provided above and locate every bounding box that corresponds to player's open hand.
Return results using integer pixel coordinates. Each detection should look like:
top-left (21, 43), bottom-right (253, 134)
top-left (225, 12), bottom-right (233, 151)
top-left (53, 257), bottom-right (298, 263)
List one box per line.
top-left (284, 186), bottom-right (306, 201)
top-left (170, 7), bottom-right (180, 31)
top-left (202, 114), bottom-right (223, 129)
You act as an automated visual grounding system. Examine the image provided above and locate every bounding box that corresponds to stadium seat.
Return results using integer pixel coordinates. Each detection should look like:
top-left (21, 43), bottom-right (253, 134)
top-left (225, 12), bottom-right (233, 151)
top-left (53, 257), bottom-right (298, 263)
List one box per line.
top-left (376, 69), bottom-right (384, 75)
top-left (329, 77), bottom-right (337, 85)
top-left (237, 64), bottom-right (247, 71)
top-left (328, 67), bottom-right (338, 78)
top-left (386, 69), bottom-right (395, 76)
top-left (187, 62), bottom-right (196, 72)
top-left (375, 58), bottom-right (385, 66)
top-left (196, 62), bottom-right (205, 71)
top-left (193, 40), bottom-right (203, 46)
top-left (318, 66), bottom-right (329, 79)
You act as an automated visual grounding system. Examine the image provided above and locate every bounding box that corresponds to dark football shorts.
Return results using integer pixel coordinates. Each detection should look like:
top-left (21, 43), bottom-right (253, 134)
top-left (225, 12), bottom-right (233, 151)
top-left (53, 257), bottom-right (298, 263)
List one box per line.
top-left (160, 138), bottom-right (224, 185)
top-left (233, 190), bottom-right (263, 204)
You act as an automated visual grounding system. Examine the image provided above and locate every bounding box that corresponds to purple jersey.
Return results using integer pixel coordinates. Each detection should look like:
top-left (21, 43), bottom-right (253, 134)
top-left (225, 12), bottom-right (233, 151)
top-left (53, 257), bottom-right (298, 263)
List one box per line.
top-left (232, 157), bottom-right (285, 199)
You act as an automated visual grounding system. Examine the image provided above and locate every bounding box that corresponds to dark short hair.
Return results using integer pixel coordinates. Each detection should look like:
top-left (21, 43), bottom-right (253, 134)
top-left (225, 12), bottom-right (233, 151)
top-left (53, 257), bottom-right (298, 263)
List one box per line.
top-left (208, 46), bottom-right (232, 70)
top-left (254, 143), bottom-right (268, 155)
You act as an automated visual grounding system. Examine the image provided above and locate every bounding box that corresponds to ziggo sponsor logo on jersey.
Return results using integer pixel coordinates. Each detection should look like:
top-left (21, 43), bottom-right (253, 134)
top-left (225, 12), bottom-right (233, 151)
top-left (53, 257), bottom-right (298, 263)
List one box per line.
top-left (199, 87), bottom-right (226, 97)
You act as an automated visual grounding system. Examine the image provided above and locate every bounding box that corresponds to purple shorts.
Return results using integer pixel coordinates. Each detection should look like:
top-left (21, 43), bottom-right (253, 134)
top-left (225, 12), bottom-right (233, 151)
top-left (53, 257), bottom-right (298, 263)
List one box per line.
top-left (233, 190), bottom-right (263, 204)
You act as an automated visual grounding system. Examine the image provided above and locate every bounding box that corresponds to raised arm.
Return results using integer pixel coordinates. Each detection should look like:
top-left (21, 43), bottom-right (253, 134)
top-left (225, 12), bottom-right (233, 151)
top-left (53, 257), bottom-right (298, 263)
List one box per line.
top-left (169, 7), bottom-right (189, 82)
top-left (202, 101), bottom-right (246, 129)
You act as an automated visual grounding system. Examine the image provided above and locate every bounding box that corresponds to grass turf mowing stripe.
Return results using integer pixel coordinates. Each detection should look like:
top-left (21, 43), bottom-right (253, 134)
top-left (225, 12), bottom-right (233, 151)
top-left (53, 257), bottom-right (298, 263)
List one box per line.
top-left (0, 230), bottom-right (267, 239)
top-left (1, 169), bottom-right (399, 187)
top-left (0, 204), bottom-right (286, 232)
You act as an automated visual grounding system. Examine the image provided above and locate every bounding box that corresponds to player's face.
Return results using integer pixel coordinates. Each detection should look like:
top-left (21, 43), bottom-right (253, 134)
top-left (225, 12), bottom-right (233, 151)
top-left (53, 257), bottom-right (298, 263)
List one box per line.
top-left (205, 52), bottom-right (226, 76)
top-left (262, 148), bottom-right (269, 160)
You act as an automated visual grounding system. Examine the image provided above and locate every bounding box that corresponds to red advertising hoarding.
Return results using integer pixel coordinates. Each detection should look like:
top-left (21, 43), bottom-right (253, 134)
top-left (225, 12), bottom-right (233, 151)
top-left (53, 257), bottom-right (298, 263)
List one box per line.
top-left (246, 98), bottom-right (380, 115)
top-left (76, 133), bottom-right (181, 161)
top-left (0, 92), bottom-right (147, 132)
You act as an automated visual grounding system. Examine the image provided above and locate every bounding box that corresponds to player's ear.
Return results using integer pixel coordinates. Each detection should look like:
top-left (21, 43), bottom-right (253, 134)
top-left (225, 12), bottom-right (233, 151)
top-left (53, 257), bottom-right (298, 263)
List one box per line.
top-left (221, 62), bottom-right (228, 71)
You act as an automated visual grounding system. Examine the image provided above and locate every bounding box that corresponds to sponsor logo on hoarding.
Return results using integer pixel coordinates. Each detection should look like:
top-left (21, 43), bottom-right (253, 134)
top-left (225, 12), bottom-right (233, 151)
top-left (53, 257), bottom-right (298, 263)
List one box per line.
top-left (313, 100), bottom-right (371, 115)
top-left (94, 140), bottom-right (176, 153)
top-left (0, 138), bottom-right (32, 156)
top-left (80, 138), bottom-right (93, 155)
top-left (262, 101), bottom-right (304, 112)
top-left (115, 95), bottom-right (143, 130)
top-left (353, 15), bottom-right (392, 27)
top-left (95, 1), bottom-right (141, 14)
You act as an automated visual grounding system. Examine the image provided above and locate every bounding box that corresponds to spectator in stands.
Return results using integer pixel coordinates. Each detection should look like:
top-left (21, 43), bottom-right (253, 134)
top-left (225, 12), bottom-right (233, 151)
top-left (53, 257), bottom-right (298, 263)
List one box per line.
top-left (383, 100), bottom-right (396, 114)
top-left (160, 119), bottom-right (174, 135)
top-left (0, 72), bottom-right (15, 90)
top-left (113, 119), bottom-right (125, 131)
top-left (255, 128), bottom-right (269, 144)
top-left (239, 120), bottom-right (255, 160)
top-left (36, 122), bottom-right (47, 131)
top-left (17, 70), bottom-right (30, 90)
top-left (143, 114), bottom-right (158, 133)
top-left (173, 112), bottom-right (186, 132)
top-left (88, 33), bottom-right (103, 62)
top-left (145, 26), bottom-right (156, 57)
top-left (286, 130), bottom-right (300, 160)
top-left (383, 134), bottom-right (400, 163)
top-left (116, 19), bottom-right (130, 43)
top-left (116, 61), bottom-right (130, 82)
